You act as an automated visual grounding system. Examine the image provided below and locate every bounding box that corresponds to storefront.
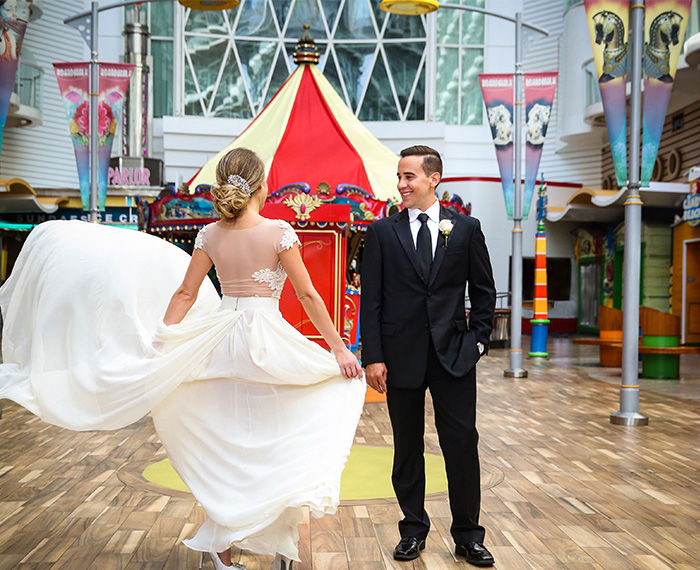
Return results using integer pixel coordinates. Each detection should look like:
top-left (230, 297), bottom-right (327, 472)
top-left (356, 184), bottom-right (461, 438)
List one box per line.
top-left (672, 180), bottom-right (700, 344)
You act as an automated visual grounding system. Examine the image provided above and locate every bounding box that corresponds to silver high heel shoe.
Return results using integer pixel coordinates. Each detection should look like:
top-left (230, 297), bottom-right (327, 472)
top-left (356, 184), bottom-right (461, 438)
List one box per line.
top-left (271, 553), bottom-right (294, 570)
top-left (198, 551), bottom-right (247, 570)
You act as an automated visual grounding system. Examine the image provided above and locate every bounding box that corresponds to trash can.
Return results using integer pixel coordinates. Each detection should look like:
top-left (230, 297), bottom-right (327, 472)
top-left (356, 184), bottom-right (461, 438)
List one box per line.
top-left (490, 308), bottom-right (510, 348)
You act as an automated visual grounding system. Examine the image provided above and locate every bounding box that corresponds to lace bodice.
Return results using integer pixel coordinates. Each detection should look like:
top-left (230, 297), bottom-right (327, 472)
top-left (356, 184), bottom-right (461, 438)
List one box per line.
top-left (194, 218), bottom-right (300, 299)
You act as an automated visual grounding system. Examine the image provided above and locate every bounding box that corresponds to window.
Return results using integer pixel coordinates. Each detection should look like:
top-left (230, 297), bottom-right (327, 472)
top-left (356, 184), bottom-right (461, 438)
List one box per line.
top-left (125, 4), bottom-right (174, 118)
top-left (181, 0), bottom-right (427, 120)
top-left (151, 2), bottom-right (175, 118)
top-left (127, 0), bottom-right (487, 123)
top-left (435, 0), bottom-right (485, 125)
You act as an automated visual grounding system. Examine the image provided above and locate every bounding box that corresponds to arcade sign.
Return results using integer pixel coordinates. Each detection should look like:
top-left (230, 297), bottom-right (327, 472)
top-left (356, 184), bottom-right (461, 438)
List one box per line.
top-left (683, 181), bottom-right (700, 227)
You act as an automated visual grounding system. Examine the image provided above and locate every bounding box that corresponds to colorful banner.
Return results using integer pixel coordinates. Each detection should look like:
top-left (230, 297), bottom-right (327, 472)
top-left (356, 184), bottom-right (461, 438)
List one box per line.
top-left (584, 0), bottom-right (629, 187)
top-left (641, 0), bottom-right (692, 185)
top-left (523, 72), bottom-right (557, 220)
top-left (479, 74), bottom-right (515, 218)
top-left (0, 0), bottom-right (32, 156)
top-left (54, 62), bottom-right (135, 211)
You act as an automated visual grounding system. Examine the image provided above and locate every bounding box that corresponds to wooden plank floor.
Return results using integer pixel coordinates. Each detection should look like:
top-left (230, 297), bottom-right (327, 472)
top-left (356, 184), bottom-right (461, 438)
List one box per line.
top-left (1, 339), bottom-right (699, 569)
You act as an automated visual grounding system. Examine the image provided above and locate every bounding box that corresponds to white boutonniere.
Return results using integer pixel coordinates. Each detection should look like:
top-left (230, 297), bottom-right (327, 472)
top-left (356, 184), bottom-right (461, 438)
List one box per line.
top-left (439, 219), bottom-right (454, 245)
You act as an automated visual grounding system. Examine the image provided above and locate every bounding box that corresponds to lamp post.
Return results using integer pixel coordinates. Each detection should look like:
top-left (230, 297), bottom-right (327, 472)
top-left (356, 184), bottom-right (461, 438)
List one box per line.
top-left (610, 2), bottom-right (647, 426)
top-left (380, 1), bottom-right (548, 378)
top-left (64, 0), bottom-right (237, 223)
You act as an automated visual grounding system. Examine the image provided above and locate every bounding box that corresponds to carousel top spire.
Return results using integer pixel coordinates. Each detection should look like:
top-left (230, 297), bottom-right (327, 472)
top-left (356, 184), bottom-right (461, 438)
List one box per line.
top-left (293, 25), bottom-right (320, 65)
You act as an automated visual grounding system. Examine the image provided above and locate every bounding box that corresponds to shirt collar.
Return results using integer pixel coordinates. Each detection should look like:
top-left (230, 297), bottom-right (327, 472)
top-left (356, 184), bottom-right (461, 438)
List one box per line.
top-left (408, 199), bottom-right (440, 223)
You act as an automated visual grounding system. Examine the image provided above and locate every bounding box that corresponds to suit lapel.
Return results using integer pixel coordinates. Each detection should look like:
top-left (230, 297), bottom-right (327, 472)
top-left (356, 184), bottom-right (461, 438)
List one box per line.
top-left (428, 206), bottom-right (454, 286)
top-left (392, 209), bottom-right (427, 284)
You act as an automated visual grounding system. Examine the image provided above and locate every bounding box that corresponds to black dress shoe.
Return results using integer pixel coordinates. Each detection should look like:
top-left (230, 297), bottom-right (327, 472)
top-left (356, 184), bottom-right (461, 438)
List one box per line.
top-left (455, 542), bottom-right (494, 567)
top-left (393, 536), bottom-right (426, 560)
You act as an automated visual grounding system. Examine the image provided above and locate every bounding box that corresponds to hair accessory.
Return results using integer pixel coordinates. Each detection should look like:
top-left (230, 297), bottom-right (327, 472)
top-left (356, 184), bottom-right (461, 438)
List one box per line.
top-left (227, 174), bottom-right (252, 196)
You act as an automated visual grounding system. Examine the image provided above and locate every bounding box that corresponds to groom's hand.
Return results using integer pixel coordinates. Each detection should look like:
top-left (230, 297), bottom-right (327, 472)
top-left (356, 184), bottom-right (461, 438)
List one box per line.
top-left (366, 363), bottom-right (387, 394)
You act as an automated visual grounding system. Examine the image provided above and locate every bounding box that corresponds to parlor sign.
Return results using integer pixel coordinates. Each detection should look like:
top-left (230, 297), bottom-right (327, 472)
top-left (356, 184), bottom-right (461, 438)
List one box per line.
top-left (108, 166), bottom-right (151, 186)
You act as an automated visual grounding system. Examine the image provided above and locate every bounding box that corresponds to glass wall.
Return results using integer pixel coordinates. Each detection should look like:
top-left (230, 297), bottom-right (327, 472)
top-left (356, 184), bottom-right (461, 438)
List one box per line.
top-left (144, 0), bottom-right (485, 124)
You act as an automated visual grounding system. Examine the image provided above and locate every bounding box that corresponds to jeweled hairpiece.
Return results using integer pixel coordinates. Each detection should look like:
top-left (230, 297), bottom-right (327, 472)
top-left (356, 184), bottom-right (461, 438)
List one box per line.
top-left (227, 174), bottom-right (252, 196)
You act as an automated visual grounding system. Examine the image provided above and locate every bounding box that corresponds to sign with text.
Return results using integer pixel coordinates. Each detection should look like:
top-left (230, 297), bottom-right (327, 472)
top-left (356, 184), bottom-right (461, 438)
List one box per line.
top-left (1, 207), bottom-right (139, 225)
top-left (683, 193), bottom-right (700, 227)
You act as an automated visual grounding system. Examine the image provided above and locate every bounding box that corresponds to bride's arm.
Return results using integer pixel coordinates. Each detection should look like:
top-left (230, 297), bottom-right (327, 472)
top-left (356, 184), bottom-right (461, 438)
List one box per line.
top-left (279, 246), bottom-right (363, 379)
top-left (162, 249), bottom-right (213, 325)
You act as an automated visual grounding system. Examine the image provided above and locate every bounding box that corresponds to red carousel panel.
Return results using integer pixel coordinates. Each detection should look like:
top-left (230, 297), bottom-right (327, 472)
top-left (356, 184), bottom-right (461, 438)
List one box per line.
top-left (280, 229), bottom-right (346, 347)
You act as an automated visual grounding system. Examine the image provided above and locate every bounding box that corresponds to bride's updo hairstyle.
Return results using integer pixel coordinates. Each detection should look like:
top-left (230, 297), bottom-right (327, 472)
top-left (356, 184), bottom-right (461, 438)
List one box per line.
top-left (212, 147), bottom-right (266, 221)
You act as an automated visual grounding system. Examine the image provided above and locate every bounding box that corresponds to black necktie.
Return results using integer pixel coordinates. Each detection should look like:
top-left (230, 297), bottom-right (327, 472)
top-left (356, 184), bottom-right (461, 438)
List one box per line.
top-left (416, 212), bottom-right (432, 280)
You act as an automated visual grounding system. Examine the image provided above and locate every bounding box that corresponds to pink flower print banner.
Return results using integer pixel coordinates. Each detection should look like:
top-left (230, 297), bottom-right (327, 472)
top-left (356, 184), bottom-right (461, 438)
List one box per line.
top-left (523, 72), bottom-right (557, 220)
top-left (641, 0), bottom-right (692, 185)
top-left (0, 0), bottom-right (32, 157)
top-left (54, 62), bottom-right (134, 211)
top-left (479, 74), bottom-right (515, 219)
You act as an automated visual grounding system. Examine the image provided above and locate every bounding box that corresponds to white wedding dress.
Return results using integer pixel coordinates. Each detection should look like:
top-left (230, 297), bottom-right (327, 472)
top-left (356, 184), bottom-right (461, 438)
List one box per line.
top-left (0, 219), bottom-right (365, 562)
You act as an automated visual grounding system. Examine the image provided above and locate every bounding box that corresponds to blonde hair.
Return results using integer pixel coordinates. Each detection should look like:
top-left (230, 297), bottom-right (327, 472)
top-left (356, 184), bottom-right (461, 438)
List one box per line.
top-left (211, 147), bottom-right (266, 221)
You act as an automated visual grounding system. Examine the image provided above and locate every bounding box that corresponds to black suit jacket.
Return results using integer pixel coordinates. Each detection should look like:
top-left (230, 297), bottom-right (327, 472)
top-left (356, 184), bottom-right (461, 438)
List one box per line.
top-left (360, 206), bottom-right (496, 388)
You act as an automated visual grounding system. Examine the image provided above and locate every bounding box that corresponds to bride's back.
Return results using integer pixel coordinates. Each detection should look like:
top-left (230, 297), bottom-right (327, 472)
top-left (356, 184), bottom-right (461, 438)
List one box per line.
top-left (196, 218), bottom-right (299, 299)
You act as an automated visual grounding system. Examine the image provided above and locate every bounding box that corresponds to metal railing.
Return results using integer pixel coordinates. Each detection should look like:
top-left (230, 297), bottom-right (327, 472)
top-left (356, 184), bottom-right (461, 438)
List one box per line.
top-left (466, 292), bottom-right (511, 347)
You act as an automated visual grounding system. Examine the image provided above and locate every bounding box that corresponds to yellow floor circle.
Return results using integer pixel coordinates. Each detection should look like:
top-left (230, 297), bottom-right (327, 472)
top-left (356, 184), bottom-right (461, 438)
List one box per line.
top-left (142, 445), bottom-right (448, 501)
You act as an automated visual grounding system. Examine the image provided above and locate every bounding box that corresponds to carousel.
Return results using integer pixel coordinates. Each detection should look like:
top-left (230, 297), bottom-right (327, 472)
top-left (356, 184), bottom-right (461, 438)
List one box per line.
top-left (144, 27), bottom-right (469, 350)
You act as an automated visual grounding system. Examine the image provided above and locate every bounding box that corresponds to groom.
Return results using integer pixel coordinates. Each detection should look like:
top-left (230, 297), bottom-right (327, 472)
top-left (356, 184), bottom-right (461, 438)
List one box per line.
top-left (360, 146), bottom-right (496, 567)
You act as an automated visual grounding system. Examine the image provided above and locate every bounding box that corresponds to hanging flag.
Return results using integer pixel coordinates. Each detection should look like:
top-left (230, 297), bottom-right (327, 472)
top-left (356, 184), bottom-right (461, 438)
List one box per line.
top-left (54, 62), bottom-right (134, 211)
top-left (0, 0), bottom-right (32, 156)
top-left (479, 73), bottom-right (515, 219)
top-left (584, 0), bottom-right (629, 187)
top-left (523, 72), bottom-right (557, 219)
top-left (641, 0), bottom-right (692, 185)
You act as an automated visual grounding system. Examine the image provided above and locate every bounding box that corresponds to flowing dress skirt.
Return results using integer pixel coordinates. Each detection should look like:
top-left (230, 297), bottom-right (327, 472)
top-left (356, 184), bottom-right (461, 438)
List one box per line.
top-left (0, 221), bottom-right (365, 561)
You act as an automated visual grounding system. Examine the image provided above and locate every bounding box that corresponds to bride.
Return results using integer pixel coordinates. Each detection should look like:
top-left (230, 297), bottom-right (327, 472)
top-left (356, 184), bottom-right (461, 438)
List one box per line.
top-left (0, 147), bottom-right (366, 570)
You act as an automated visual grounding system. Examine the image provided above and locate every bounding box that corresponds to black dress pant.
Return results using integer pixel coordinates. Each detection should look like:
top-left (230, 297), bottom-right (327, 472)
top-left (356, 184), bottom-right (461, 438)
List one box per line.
top-left (386, 341), bottom-right (485, 544)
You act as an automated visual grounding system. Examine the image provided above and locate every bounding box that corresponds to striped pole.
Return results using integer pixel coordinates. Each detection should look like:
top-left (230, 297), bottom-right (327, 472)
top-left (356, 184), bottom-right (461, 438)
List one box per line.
top-left (529, 178), bottom-right (549, 357)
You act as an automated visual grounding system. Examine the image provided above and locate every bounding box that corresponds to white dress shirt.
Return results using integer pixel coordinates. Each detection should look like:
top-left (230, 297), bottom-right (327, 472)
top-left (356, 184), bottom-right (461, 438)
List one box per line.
top-left (408, 200), bottom-right (440, 259)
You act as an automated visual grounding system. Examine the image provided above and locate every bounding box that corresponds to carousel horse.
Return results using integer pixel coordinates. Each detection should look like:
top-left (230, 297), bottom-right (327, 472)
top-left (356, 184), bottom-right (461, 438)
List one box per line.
top-left (645, 10), bottom-right (683, 83)
top-left (592, 10), bottom-right (628, 83)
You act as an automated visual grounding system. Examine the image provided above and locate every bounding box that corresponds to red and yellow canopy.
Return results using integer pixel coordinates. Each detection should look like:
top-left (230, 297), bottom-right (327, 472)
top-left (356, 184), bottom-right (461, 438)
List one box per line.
top-left (188, 64), bottom-right (400, 203)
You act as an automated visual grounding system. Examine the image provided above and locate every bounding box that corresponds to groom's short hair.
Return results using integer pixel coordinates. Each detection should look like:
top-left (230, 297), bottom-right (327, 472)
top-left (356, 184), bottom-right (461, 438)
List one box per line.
top-left (400, 145), bottom-right (443, 178)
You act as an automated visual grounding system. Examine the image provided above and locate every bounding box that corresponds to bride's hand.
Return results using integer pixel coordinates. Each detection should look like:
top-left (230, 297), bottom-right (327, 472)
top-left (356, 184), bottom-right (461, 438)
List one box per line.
top-left (332, 346), bottom-right (363, 380)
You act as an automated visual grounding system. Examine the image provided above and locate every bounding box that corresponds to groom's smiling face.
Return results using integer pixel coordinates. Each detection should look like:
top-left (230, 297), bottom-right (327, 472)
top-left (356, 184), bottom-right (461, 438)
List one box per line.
top-left (397, 155), bottom-right (439, 212)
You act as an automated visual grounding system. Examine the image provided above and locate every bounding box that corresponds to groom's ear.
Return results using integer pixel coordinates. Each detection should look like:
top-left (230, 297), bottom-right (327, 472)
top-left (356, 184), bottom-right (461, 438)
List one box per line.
top-left (429, 171), bottom-right (441, 189)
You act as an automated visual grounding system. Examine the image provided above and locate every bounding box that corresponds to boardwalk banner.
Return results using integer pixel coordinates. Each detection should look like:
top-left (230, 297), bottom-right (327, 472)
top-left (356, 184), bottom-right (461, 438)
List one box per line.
top-left (523, 72), bottom-right (557, 220)
top-left (0, 0), bottom-right (32, 156)
top-left (479, 74), bottom-right (515, 218)
top-left (54, 62), bottom-right (134, 211)
top-left (641, 0), bottom-right (692, 185)
top-left (584, 0), bottom-right (629, 187)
